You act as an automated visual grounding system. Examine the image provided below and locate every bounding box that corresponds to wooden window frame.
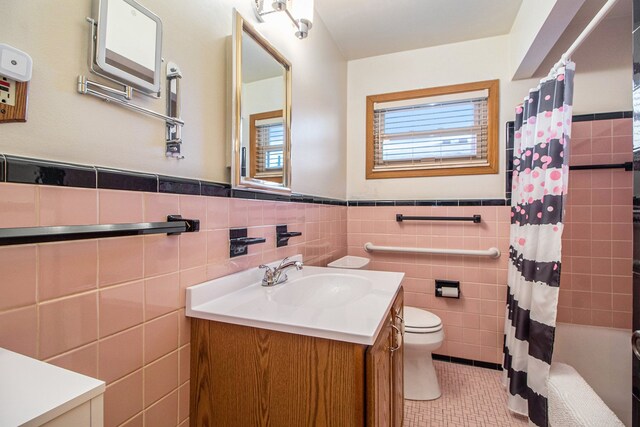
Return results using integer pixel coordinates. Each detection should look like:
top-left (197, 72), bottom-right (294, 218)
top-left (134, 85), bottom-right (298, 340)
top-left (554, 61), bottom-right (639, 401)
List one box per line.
top-left (366, 79), bottom-right (499, 179)
top-left (250, 109), bottom-right (284, 183)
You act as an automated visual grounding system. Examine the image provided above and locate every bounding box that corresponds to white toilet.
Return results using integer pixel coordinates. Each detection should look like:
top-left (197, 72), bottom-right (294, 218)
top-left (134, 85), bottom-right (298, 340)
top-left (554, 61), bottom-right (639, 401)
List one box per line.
top-left (403, 306), bottom-right (445, 400)
top-left (327, 258), bottom-right (444, 401)
top-left (327, 255), bottom-right (370, 269)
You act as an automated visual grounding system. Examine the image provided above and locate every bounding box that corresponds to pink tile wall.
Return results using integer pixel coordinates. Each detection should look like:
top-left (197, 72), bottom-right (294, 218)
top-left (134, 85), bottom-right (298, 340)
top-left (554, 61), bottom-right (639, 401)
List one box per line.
top-left (0, 184), bottom-right (347, 427)
top-left (348, 205), bottom-right (511, 364)
top-left (558, 118), bottom-right (633, 328)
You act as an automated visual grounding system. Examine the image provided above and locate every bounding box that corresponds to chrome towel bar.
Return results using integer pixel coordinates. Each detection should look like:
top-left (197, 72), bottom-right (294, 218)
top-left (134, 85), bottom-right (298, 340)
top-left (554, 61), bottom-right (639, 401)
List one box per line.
top-left (0, 215), bottom-right (199, 246)
top-left (364, 242), bottom-right (501, 258)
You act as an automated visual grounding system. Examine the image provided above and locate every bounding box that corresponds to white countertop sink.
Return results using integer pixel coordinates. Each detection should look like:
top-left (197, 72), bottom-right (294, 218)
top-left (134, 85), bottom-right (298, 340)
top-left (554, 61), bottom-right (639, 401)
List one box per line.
top-left (186, 255), bottom-right (404, 345)
top-left (0, 348), bottom-right (105, 427)
top-left (271, 273), bottom-right (373, 309)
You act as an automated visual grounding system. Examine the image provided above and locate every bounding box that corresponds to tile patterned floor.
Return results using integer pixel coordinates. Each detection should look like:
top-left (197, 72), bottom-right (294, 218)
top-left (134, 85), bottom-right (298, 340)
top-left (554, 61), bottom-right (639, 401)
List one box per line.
top-left (404, 361), bottom-right (529, 427)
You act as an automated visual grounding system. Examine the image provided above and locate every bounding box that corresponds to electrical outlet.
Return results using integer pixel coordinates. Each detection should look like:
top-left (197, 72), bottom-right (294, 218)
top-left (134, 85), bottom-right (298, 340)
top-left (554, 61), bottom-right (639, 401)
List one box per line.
top-left (0, 76), bottom-right (16, 107)
top-left (0, 77), bottom-right (28, 123)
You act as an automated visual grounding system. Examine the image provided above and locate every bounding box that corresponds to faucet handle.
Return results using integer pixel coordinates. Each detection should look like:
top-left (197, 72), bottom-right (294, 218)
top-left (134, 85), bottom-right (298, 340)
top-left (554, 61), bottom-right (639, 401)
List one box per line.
top-left (276, 257), bottom-right (290, 269)
top-left (259, 264), bottom-right (274, 286)
top-left (258, 264), bottom-right (273, 274)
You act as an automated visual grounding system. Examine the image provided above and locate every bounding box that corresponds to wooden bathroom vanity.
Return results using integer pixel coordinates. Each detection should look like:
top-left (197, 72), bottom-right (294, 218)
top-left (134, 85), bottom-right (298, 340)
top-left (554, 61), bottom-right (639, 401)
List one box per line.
top-left (190, 289), bottom-right (404, 426)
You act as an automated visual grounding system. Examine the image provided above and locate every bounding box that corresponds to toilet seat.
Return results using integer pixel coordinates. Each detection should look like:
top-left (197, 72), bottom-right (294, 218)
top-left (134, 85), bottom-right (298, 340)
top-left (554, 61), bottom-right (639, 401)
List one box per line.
top-left (403, 307), bottom-right (443, 334)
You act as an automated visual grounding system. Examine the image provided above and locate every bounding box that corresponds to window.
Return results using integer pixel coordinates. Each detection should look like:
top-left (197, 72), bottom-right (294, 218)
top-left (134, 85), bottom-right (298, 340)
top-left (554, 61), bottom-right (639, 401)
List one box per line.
top-left (250, 110), bottom-right (284, 183)
top-left (366, 80), bottom-right (499, 179)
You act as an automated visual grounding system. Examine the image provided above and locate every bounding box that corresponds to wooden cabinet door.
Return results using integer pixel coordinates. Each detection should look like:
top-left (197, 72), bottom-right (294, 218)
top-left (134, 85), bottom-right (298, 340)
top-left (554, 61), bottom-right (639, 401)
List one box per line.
top-left (366, 314), bottom-right (392, 427)
top-left (391, 289), bottom-right (404, 427)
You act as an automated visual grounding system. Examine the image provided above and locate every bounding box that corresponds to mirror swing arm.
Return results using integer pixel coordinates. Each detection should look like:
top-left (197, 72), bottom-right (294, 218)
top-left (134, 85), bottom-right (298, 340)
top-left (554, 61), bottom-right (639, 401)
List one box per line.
top-left (77, 16), bottom-right (185, 159)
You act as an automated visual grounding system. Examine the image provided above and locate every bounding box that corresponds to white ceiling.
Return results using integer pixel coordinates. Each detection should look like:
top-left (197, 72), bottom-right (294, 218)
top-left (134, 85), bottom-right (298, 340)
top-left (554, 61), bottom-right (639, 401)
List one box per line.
top-left (315, 0), bottom-right (524, 60)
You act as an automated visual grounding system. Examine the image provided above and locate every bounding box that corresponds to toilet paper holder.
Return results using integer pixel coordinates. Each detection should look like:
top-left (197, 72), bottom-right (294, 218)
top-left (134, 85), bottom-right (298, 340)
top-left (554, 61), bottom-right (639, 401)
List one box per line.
top-left (435, 280), bottom-right (460, 298)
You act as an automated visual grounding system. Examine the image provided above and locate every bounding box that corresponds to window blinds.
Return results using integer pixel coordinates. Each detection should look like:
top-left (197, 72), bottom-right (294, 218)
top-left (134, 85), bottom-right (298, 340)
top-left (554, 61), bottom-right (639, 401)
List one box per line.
top-left (255, 119), bottom-right (284, 176)
top-left (373, 96), bottom-right (489, 171)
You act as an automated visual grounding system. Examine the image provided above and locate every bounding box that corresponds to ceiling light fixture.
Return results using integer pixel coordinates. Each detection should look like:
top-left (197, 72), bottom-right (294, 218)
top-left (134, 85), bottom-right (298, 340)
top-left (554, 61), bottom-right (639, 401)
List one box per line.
top-left (253, 0), bottom-right (314, 39)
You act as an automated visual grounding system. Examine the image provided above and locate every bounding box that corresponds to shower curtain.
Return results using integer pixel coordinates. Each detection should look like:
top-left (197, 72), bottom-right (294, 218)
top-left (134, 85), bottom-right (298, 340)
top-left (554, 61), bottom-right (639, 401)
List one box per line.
top-left (503, 61), bottom-right (574, 427)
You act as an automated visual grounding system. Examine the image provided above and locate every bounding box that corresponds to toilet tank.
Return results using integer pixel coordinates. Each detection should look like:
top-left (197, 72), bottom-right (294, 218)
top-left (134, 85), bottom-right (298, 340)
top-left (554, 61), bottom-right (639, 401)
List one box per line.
top-left (327, 256), bottom-right (370, 270)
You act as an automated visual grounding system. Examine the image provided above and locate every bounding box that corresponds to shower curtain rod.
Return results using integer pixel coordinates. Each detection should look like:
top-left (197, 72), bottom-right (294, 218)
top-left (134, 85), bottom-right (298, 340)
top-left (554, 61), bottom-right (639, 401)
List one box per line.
top-left (547, 0), bottom-right (619, 78)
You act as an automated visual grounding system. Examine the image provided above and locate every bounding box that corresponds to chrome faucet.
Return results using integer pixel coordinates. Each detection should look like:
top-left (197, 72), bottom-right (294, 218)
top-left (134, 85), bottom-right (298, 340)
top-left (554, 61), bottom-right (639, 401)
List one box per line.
top-left (259, 257), bottom-right (303, 287)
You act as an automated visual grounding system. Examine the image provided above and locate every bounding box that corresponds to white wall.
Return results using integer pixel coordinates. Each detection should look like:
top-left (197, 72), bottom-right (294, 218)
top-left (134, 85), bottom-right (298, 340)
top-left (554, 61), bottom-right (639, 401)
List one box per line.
top-left (1, 0), bottom-right (348, 199)
top-left (346, 17), bottom-right (631, 201)
top-left (553, 323), bottom-right (632, 426)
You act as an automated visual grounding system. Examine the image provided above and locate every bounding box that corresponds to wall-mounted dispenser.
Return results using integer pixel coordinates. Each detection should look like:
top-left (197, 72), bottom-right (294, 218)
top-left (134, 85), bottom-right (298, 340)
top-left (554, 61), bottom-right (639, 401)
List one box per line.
top-left (275, 225), bottom-right (302, 247)
top-left (0, 43), bottom-right (32, 123)
top-left (229, 228), bottom-right (266, 257)
top-left (435, 279), bottom-right (460, 298)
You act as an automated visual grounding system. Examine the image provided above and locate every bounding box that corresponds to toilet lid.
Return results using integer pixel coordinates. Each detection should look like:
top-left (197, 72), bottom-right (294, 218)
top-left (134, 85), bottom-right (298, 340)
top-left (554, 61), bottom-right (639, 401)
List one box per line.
top-left (403, 307), bottom-right (442, 333)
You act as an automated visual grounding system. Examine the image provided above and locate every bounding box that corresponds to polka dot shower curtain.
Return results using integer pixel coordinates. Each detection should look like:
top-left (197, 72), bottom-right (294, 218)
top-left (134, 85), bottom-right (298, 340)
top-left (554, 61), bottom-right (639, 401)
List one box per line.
top-left (502, 62), bottom-right (575, 427)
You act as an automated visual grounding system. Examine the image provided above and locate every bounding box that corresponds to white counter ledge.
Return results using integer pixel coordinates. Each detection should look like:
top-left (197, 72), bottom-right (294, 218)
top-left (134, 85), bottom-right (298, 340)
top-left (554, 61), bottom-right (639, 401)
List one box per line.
top-left (0, 348), bottom-right (105, 427)
top-left (186, 258), bottom-right (404, 346)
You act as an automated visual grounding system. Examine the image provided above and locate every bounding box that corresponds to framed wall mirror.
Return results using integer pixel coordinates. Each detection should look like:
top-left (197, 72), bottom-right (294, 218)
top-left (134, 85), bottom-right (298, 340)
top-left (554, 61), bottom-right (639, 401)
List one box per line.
top-left (231, 10), bottom-right (292, 194)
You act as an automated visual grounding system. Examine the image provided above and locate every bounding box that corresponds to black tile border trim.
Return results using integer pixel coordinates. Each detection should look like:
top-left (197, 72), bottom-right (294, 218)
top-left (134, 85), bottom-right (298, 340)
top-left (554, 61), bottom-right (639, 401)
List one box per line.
top-left (159, 175), bottom-right (201, 195)
top-left (572, 111), bottom-right (633, 122)
top-left (0, 154), bottom-right (350, 205)
top-left (97, 167), bottom-right (158, 193)
top-left (347, 199), bottom-right (507, 207)
top-left (432, 353), bottom-right (503, 371)
top-left (0, 154), bottom-right (508, 207)
top-left (0, 154), bottom-right (5, 183)
top-left (5, 155), bottom-right (97, 188)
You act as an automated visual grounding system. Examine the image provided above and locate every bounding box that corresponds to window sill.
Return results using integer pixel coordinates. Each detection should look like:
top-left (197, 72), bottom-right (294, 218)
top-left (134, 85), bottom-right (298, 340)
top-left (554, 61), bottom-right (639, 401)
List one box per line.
top-left (366, 163), bottom-right (498, 179)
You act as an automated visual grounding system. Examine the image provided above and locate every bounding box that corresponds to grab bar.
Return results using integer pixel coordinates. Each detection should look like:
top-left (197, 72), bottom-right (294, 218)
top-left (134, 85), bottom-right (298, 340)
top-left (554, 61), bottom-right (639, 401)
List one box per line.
top-left (364, 242), bottom-right (501, 259)
top-left (396, 214), bottom-right (481, 223)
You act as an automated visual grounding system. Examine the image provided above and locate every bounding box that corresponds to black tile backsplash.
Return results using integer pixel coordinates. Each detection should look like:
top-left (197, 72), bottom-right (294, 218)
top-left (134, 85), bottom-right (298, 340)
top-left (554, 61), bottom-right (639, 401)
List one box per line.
top-left (348, 199), bottom-right (507, 207)
top-left (230, 189), bottom-right (258, 200)
top-left (255, 191), bottom-right (294, 203)
top-left (5, 156), bottom-right (97, 188)
top-left (97, 167), bottom-right (157, 192)
top-left (482, 199), bottom-right (508, 206)
top-left (200, 181), bottom-right (231, 197)
top-left (435, 200), bottom-right (460, 206)
top-left (159, 176), bottom-right (201, 195)
top-left (415, 200), bottom-right (438, 206)
top-left (572, 111), bottom-right (633, 122)
top-left (457, 200), bottom-right (483, 206)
